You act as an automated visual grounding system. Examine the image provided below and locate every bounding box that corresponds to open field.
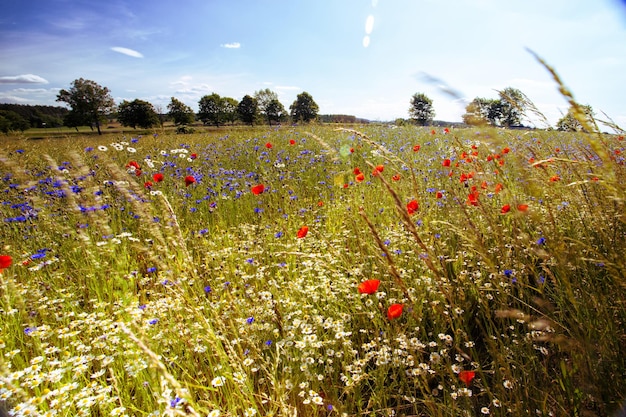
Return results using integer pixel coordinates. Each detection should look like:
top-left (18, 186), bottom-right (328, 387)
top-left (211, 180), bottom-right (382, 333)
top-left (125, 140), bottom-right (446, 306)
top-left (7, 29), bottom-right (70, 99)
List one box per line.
top-left (0, 124), bottom-right (625, 416)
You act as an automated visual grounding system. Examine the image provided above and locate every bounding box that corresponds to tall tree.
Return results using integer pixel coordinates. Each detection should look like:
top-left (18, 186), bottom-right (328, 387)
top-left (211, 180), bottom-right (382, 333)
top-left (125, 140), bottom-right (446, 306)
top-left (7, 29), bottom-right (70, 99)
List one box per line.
top-left (462, 98), bottom-right (491, 126)
top-left (409, 93), bottom-right (435, 126)
top-left (198, 93), bottom-right (225, 127)
top-left (56, 78), bottom-right (115, 135)
top-left (254, 88), bottom-right (282, 125)
top-left (290, 92), bottom-right (319, 123)
top-left (167, 97), bottom-right (195, 126)
top-left (117, 99), bottom-right (159, 129)
top-left (557, 104), bottom-right (594, 132)
top-left (498, 87), bottom-right (525, 127)
top-left (265, 99), bottom-right (287, 126)
top-left (222, 97), bottom-right (239, 125)
top-left (0, 110), bottom-right (30, 134)
top-left (237, 95), bottom-right (258, 126)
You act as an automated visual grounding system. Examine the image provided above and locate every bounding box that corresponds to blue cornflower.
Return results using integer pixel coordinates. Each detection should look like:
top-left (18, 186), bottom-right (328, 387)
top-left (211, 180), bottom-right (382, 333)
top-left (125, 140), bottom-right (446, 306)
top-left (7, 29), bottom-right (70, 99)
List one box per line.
top-left (148, 319), bottom-right (158, 325)
top-left (275, 231), bottom-right (284, 238)
top-left (147, 267), bottom-right (157, 273)
top-left (204, 285), bottom-right (212, 293)
top-left (170, 397), bottom-right (182, 408)
top-left (265, 340), bottom-right (272, 346)
top-left (24, 327), bottom-right (36, 335)
top-left (536, 237), bottom-right (546, 245)
top-left (246, 317), bottom-right (254, 324)
top-left (504, 269), bottom-right (513, 278)
top-left (246, 258), bottom-right (254, 264)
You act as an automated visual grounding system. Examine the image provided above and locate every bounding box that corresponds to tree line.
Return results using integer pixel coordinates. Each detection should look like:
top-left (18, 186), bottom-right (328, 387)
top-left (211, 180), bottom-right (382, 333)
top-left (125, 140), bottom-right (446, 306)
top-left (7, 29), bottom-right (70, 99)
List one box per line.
top-left (1, 77), bottom-right (596, 134)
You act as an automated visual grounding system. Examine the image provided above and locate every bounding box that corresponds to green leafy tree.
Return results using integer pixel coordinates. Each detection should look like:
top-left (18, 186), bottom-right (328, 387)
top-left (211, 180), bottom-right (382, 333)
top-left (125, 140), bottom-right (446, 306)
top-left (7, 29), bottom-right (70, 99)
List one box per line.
top-left (237, 95), bottom-right (258, 126)
top-left (117, 99), bottom-right (159, 129)
top-left (409, 93), bottom-right (435, 126)
top-left (198, 93), bottom-right (225, 127)
top-left (557, 104), bottom-right (594, 132)
top-left (290, 92), bottom-right (319, 123)
top-left (0, 110), bottom-right (30, 134)
top-left (254, 89), bottom-right (283, 125)
top-left (56, 78), bottom-right (115, 135)
top-left (462, 98), bottom-right (490, 126)
top-left (222, 97), bottom-right (239, 125)
top-left (167, 97), bottom-right (195, 126)
top-left (265, 99), bottom-right (287, 126)
top-left (498, 87), bottom-right (525, 127)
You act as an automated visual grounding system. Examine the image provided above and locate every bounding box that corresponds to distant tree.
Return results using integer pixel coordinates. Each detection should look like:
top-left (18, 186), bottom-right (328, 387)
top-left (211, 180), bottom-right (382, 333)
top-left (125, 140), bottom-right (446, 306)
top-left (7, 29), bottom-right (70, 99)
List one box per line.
top-left (254, 88), bottom-right (283, 125)
top-left (265, 99), bottom-right (287, 126)
top-left (237, 95), bottom-right (258, 126)
top-left (167, 97), bottom-right (195, 126)
top-left (0, 110), bottom-right (30, 134)
top-left (198, 93), bottom-right (225, 127)
top-left (497, 87), bottom-right (525, 127)
top-left (56, 78), bottom-right (115, 135)
top-left (409, 93), bottom-right (435, 126)
top-left (117, 99), bottom-right (159, 129)
top-left (222, 97), bottom-right (239, 125)
top-left (290, 92), bottom-right (319, 123)
top-left (462, 98), bottom-right (490, 126)
top-left (556, 104), bottom-right (594, 132)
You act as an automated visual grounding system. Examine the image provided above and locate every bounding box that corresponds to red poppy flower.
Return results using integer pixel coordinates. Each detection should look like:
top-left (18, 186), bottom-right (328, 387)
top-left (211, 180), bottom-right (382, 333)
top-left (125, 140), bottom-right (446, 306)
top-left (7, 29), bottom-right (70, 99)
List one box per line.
top-left (375, 165), bottom-right (384, 173)
top-left (549, 175), bottom-right (561, 182)
top-left (467, 191), bottom-right (479, 206)
top-left (501, 204), bottom-right (511, 214)
top-left (387, 304), bottom-right (403, 320)
top-left (494, 183), bottom-right (503, 193)
top-left (444, 128), bottom-right (450, 134)
top-left (289, 139), bottom-right (296, 145)
top-left (297, 225), bottom-right (309, 238)
top-left (317, 201), bottom-right (324, 207)
top-left (134, 169), bottom-right (142, 176)
top-left (190, 153), bottom-right (198, 160)
top-left (358, 279), bottom-right (381, 294)
top-left (265, 142), bottom-right (272, 149)
top-left (406, 199), bottom-right (419, 215)
top-left (502, 147), bottom-right (510, 154)
top-left (355, 173), bottom-right (365, 182)
top-left (430, 129), bottom-right (436, 135)
top-left (350, 148), bottom-right (354, 153)
top-left (459, 370), bottom-right (475, 386)
top-left (153, 173), bottom-right (164, 182)
top-left (391, 174), bottom-right (401, 181)
top-left (413, 144), bottom-right (421, 152)
top-left (343, 183), bottom-right (349, 188)
top-left (251, 184), bottom-right (265, 195)
top-left (184, 176), bottom-right (196, 186)
top-left (144, 181), bottom-right (153, 189)
top-left (436, 191), bottom-right (443, 199)
top-left (353, 167), bottom-right (362, 175)
top-left (517, 204), bottom-right (529, 212)
top-left (126, 161), bottom-right (140, 170)
top-left (442, 159), bottom-right (451, 167)
top-left (0, 255), bottom-right (12, 270)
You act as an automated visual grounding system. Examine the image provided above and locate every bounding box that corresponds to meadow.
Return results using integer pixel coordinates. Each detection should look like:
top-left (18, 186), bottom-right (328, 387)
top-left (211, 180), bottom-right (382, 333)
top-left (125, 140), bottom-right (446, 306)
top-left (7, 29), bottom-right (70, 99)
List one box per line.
top-left (0, 120), bottom-right (625, 416)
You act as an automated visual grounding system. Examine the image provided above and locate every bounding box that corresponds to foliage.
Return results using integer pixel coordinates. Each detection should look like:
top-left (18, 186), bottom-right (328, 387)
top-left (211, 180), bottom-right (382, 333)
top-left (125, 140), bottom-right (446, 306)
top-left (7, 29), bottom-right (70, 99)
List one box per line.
top-left (0, 103), bottom-right (67, 128)
top-left (117, 99), bottom-right (160, 129)
top-left (167, 97), bottom-right (195, 126)
top-left (463, 87), bottom-right (527, 127)
top-left (198, 93), bottom-right (226, 127)
top-left (409, 92), bottom-right (435, 125)
top-left (557, 104), bottom-right (595, 132)
top-left (289, 91), bottom-right (319, 123)
top-left (254, 89), bottom-right (286, 125)
top-left (237, 95), bottom-right (258, 126)
top-left (56, 78), bottom-right (115, 135)
top-left (0, 110), bottom-right (30, 134)
top-left (222, 97), bottom-right (239, 125)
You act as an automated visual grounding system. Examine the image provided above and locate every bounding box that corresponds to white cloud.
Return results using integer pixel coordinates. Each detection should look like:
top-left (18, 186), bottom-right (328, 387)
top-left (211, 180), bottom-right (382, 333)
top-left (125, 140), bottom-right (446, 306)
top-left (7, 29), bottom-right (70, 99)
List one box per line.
top-left (111, 46), bottom-right (144, 58)
top-left (221, 42), bottom-right (241, 49)
top-left (0, 74), bottom-right (49, 84)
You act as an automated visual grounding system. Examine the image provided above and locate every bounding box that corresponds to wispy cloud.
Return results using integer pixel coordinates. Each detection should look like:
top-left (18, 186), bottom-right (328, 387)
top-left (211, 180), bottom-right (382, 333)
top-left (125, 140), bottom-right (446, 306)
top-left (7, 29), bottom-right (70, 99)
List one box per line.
top-left (221, 42), bottom-right (241, 49)
top-left (111, 47), bottom-right (144, 58)
top-left (0, 74), bottom-right (49, 84)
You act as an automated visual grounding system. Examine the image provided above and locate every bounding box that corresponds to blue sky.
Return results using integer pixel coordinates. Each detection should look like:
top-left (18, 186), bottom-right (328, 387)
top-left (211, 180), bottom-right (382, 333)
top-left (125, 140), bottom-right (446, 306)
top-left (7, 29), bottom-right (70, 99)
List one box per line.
top-left (1, 0), bottom-right (626, 127)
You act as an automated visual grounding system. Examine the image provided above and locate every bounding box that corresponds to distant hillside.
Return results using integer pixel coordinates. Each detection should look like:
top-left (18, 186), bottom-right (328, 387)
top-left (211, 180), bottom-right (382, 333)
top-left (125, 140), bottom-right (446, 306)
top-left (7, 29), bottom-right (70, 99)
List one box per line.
top-left (319, 114), bottom-right (370, 124)
top-left (0, 103), bottom-right (69, 128)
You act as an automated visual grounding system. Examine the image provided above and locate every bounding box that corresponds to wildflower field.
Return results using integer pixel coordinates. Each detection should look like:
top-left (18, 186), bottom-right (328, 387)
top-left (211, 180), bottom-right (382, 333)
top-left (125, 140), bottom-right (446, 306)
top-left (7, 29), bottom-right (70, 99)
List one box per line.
top-left (0, 122), bottom-right (625, 417)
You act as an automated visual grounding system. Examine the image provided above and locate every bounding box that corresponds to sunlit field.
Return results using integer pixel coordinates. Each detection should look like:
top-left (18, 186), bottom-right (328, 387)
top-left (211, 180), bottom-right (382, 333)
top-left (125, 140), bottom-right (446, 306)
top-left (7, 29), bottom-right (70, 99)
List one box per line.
top-left (1, 121), bottom-right (625, 416)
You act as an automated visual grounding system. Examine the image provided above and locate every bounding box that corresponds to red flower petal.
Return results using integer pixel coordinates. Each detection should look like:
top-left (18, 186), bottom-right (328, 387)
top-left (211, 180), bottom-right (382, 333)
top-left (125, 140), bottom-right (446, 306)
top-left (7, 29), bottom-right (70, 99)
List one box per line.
top-left (251, 184), bottom-right (265, 195)
top-left (387, 304), bottom-right (403, 320)
top-left (184, 176), bottom-right (196, 186)
top-left (0, 255), bottom-right (12, 269)
top-left (297, 226), bottom-right (309, 239)
top-left (459, 370), bottom-right (476, 386)
top-left (406, 199), bottom-right (419, 215)
top-left (358, 279), bottom-right (381, 295)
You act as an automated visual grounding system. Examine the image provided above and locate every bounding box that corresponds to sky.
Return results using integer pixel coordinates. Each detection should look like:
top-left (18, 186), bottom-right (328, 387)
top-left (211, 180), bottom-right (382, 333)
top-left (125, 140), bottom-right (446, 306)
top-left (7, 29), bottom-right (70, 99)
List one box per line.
top-left (1, 0), bottom-right (626, 127)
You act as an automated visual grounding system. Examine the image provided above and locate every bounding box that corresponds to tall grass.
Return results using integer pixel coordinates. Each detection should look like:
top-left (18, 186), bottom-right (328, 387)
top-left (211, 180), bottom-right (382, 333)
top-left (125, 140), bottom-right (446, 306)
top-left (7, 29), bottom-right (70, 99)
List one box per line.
top-left (0, 112), bottom-right (624, 415)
